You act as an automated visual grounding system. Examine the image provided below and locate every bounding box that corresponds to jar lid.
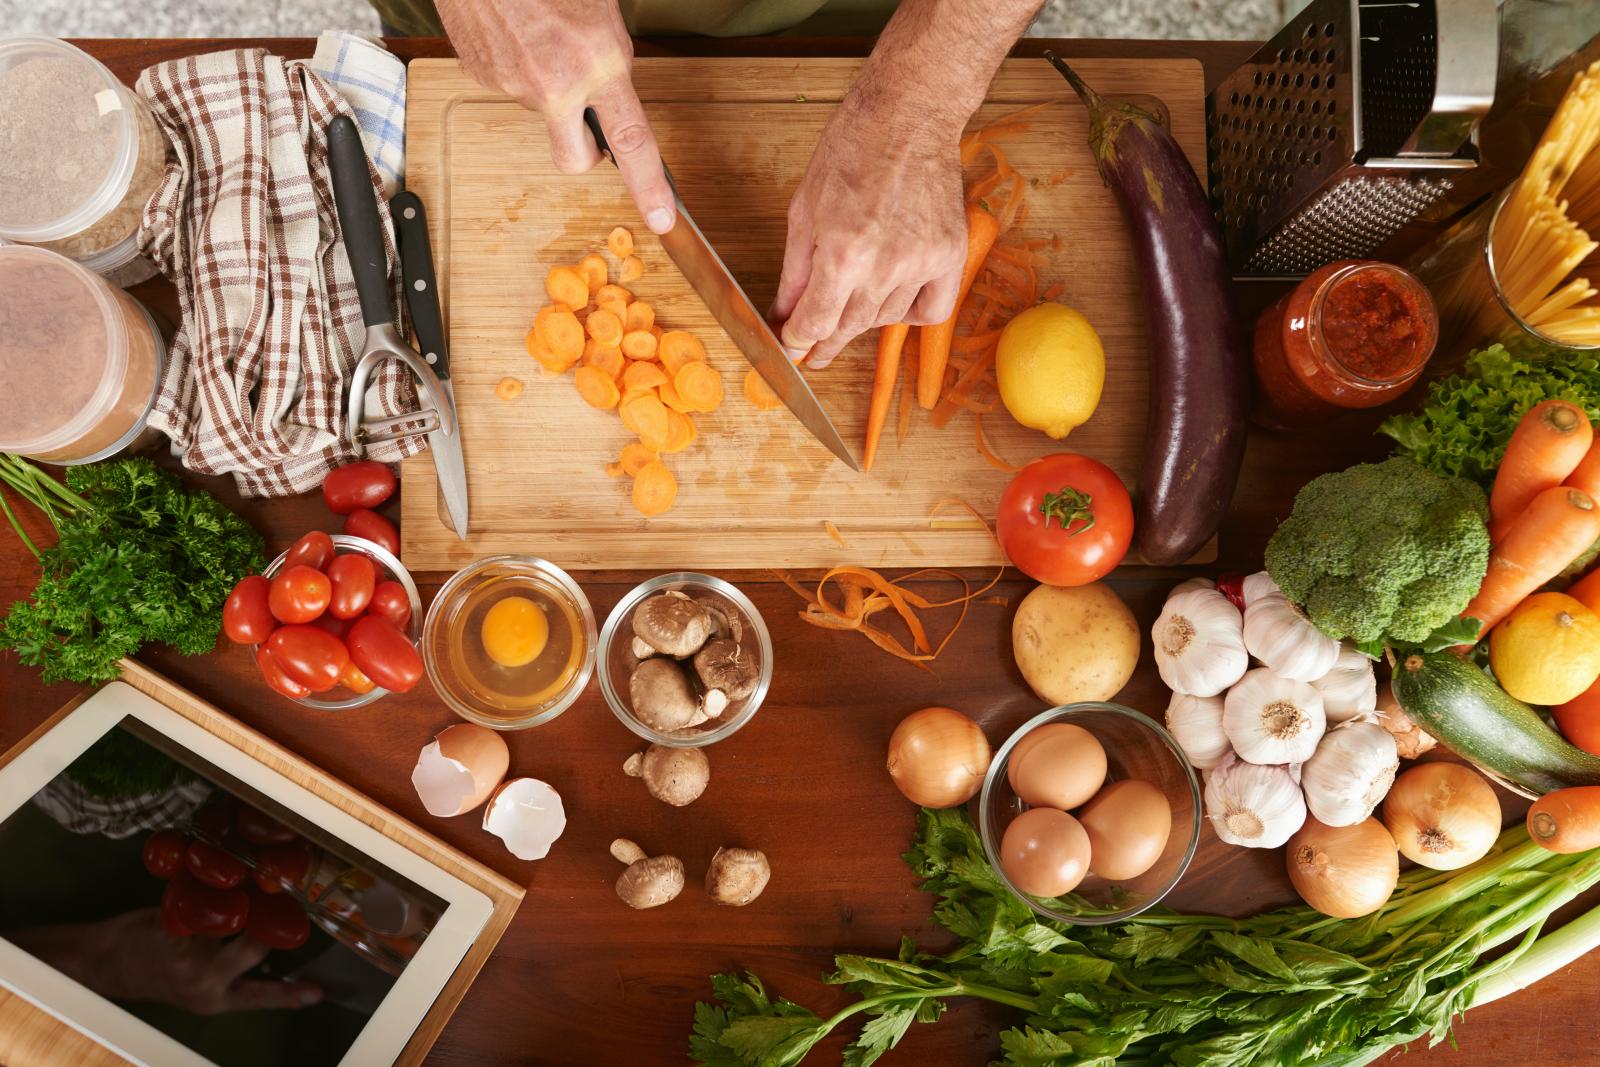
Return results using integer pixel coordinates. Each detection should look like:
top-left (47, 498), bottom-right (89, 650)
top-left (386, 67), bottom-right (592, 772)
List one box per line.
top-left (0, 36), bottom-right (140, 242)
top-left (0, 245), bottom-right (128, 453)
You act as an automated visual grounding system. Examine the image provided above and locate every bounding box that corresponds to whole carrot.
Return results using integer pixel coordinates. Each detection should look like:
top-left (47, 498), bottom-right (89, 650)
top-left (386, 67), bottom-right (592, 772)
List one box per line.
top-left (863, 323), bottom-right (909, 471)
top-left (1488, 399), bottom-right (1593, 542)
top-left (1527, 786), bottom-right (1600, 853)
top-left (919, 201), bottom-right (1000, 409)
top-left (1463, 486), bottom-right (1600, 637)
top-left (1566, 434), bottom-right (1600, 500)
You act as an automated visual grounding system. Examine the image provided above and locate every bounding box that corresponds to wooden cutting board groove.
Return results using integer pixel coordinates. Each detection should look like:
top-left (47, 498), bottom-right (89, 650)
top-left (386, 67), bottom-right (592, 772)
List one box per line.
top-left (401, 58), bottom-right (1208, 571)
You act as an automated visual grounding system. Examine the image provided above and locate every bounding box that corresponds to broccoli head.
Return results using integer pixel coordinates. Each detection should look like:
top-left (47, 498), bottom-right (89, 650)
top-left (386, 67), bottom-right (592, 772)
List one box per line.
top-left (1264, 457), bottom-right (1489, 648)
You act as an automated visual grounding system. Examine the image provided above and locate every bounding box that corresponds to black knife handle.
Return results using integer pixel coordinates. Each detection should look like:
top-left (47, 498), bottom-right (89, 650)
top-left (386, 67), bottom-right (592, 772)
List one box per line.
top-left (327, 116), bottom-right (393, 329)
top-left (583, 108), bottom-right (615, 164)
top-left (391, 191), bottom-right (451, 380)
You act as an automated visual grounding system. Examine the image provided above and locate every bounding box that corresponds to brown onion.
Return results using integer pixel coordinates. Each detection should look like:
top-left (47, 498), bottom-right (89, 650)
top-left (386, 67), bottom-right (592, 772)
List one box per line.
top-left (886, 707), bottom-right (992, 807)
top-left (1382, 762), bottom-right (1500, 871)
top-left (1286, 815), bottom-right (1398, 918)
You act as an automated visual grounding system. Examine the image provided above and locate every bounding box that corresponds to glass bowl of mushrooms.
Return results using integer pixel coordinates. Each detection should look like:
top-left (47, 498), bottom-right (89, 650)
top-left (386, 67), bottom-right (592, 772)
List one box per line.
top-left (597, 573), bottom-right (772, 747)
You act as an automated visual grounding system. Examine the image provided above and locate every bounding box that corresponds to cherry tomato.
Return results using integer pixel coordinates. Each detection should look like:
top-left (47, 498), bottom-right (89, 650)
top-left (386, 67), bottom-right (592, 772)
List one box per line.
top-left (338, 659), bottom-right (377, 695)
top-left (222, 576), bottom-right (275, 644)
top-left (367, 580), bottom-right (412, 630)
top-left (142, 829), bottom-right (189, 879)
top-left (282, 530), bottom-right (336, 571)
top-left (311, 612), bottom-right (353, 640)
top-left (996, 454), bottom-right (1134, 587)
top-left (167, 869), bottom-right (249, 938)
top-left (257, 646), bottom-right (312, 700)
top-left (343, 508), bottom-right (400, 557)
top-left (326, 552), bottom-right (377, 619)
top-left (1216, 573), bottom-right (1247, 613)
top-left (160, 876), bottom-right (194, 937)
top-left (269, 565), bottom-right (332, 624)
top-left (265, 625), bottom-right (350, 693)
top-left (235, 807), bottom-right (297, 847)
top-left (254, 840), bottom-right (314, 894)
top-left (184, 839), bottom-right (249, 889)
top-left (191, 801), bottom-right (236, 841)
top-left (323, 461), bottom-right (397, 515)
top-left (347, 616), bottom-right (423, 693)
top-left (245, 887), bottom-right (311, 950)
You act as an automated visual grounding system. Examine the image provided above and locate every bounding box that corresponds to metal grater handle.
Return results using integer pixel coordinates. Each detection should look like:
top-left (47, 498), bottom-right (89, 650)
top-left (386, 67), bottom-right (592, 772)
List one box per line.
top-left (1394, 0), bottom-right (1499, 159)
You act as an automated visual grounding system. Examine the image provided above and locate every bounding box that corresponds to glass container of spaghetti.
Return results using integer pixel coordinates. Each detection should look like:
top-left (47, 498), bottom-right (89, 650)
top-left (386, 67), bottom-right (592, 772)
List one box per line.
top-left (422, 555), bottom-right (597, 730)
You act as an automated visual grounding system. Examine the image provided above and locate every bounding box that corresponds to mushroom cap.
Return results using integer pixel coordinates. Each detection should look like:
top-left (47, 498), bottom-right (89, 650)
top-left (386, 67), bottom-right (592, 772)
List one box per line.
top-left (629, 657), bottom-right (703, 732)
top-left (693, 597), bottom-right (743, 642)
top-left (633, 592), bottom-right (714, 657)
top-left (693, 639), bottom-right (760, 702)
top-left (612, 840), bottom-right (685, 909)
top-left (624, 744), bottom-right (710, 806)
top-left (705, 846), bottom-right (771, 906)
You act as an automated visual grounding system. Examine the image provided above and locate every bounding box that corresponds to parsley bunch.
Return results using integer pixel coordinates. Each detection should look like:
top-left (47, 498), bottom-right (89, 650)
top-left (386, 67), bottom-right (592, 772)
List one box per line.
top-left (0, 454), bottom-right (263, 684)
top-left (692, 808), bottom-right (1600, 1067)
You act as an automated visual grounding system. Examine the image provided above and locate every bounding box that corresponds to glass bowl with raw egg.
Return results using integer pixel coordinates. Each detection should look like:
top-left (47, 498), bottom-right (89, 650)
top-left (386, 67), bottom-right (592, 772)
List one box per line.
top-left (978, 702), bottom-right (1202, 924)
top-left (422, 555), bottom-right (597, 730)
top-left (597, 573), bottom-right (772, 748)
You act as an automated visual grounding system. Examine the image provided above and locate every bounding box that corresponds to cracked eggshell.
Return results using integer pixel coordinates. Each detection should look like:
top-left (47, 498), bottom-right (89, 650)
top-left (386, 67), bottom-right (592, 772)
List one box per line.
top-left (411, 724), bottom-right (510, 817)
top-left (482, 777), bottom-right (567, 861)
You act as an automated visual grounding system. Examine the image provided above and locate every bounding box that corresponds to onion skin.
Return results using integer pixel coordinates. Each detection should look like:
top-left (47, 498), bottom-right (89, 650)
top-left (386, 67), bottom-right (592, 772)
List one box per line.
top-left (1382, 762), bottom-right (1500, 871)
top-left (886, 707), bottom-right (992, 808)
top-left (1286, 816), bottom-right (1399, 918)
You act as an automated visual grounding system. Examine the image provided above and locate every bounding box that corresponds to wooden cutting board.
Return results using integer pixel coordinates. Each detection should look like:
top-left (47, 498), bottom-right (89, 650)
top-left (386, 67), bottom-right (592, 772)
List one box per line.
top-left (401, 57), bottom-right (1208, 571)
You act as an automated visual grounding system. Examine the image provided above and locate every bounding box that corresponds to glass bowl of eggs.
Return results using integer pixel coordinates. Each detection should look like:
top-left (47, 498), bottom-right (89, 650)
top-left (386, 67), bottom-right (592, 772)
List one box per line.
top-left (978, 702), bottom-right (1202, 924)
top-left (421, 555), bottom-right (597, 730)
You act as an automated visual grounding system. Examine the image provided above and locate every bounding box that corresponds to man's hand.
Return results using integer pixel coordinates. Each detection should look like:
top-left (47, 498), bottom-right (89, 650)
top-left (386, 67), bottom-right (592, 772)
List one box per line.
top-left (435, 0), bottom-right (675, 234)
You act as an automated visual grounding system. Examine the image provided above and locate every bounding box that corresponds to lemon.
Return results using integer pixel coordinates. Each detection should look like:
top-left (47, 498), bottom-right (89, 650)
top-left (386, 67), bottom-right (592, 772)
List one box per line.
top-left (481, 595), bottom-right (549, 668)
top-left (1490, 592), bottom-right (1600, 705)
top-left (996, 302), bottom-right (1105, 439)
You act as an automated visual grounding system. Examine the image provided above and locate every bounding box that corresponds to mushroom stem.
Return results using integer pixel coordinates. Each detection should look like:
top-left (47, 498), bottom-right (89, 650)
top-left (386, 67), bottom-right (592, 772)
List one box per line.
top-left (610, 838), bottom-right (647, 865)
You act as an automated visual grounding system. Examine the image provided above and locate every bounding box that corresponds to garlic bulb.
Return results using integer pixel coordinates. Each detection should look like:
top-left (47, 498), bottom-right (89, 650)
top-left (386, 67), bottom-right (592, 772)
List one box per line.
top-left (1376, 681), bottom-right (1436, 760)
top-left (1166, 692), bottom-right (1231, 770)
top-left (1311, 643), bottom-right (1378, 723)
top-left (1204, 754), bottom-right (1307, 848)
top-left (1241, 572), bottom-right (1340, 681)
top-left (1152, 580), bottom-right (1248, 697)
top-left (1223, 667), bottom-right (1326, 764)
top-left (1301, 720), bottom-right (1398, 827)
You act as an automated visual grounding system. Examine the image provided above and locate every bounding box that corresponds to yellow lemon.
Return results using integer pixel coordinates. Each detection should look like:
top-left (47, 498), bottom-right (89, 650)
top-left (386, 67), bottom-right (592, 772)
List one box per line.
top-left (996, 302), bottom-right (1105, 439)
top-left (481, 595), bottom-right (549, 668)
top-left (1490, 592), bottom-right (1600, 705)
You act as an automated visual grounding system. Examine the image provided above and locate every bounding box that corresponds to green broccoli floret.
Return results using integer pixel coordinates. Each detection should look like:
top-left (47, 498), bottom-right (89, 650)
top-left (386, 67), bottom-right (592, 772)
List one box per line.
top-left (1264, 457), bottom-right (1489, 649)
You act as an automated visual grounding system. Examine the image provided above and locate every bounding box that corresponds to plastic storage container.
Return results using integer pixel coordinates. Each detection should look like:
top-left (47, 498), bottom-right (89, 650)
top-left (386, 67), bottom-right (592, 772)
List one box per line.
top-left (0, 35), bottom-right (167, 285)
top-left (0, 245), bottom-right (166, 464)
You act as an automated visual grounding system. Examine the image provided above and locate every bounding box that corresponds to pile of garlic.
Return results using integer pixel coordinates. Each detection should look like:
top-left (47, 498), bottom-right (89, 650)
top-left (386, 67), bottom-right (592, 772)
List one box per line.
top-left (1154, 574), bottom-right (1398, 849)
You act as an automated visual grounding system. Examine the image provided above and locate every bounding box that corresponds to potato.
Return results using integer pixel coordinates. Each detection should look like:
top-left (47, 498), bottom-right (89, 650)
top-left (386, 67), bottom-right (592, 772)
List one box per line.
top-left (1012, 583), bottom-right (1139, 705)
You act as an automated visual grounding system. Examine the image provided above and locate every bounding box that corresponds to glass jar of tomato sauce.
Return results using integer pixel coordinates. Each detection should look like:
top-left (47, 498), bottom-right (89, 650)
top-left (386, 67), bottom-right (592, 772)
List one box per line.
top-left (1252, 260), bottom-right (1438, 430)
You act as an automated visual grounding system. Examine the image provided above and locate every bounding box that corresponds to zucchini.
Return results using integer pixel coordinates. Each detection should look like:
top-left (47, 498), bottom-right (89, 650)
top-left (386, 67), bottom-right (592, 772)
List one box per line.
top-left (1392, 650), bottom-right (1600, 795)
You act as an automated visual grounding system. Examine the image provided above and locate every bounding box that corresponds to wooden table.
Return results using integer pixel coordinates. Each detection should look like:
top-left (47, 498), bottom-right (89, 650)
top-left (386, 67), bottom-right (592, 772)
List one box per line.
top-left (0, 35), bottom-right (1588, 1067)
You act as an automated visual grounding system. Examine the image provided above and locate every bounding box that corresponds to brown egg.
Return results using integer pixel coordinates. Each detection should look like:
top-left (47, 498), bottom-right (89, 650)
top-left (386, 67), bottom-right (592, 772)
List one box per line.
top-left (1000, 807), bottom-right (1091, 897)
top-left (1006, 723), bottom-right (1107, 810)
top-left (1078, 779), bottom-right (1172, 880)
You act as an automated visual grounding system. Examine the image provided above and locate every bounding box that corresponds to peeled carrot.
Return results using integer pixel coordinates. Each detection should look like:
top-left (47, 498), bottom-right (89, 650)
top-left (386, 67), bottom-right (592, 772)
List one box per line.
top-left (625, 301), bottom-right (656, 333)
top-left (1566, 435), bottom-right (1600, 501)
top-left (919, 202), bottom-right (1001, 408)
top-left (1463, 486), bottom-right (1600, 636)
top-left (864, 323), bottom-right (909, 470)
top-left (674, 361), bottom-right (724, 412)
top-left (1489, 399), bottom-right (1594, 541)
top-left (632, 461), bottom-right (676, 516)
top-left (546, 266), bottom-right (589, 309)
top-left (622, 360), bottom-right (669, 393)
top-left (620, 255), bottom-right (644, 282)
top-left (659, 331), bottom-right (707, 376)
top-left (620, 442), bottom-right (657, 476)
top-left (743, 368), bottom-right (783, 411)
top-left (574, 366), bottom-right (620, 409)
top-left (608, 226), bottom-right (635, 259)
top-left (1527, 787), bottom-right (1600, 853)
top-left (586, 307), bottom-right (624, 345)
top-left (579, 253), bottom-right (608, 294)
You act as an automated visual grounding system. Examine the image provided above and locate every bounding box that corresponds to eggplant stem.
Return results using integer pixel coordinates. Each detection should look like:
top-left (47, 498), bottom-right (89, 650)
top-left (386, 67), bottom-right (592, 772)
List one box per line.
top-left (1043, 51), bottom-right (1102, 110)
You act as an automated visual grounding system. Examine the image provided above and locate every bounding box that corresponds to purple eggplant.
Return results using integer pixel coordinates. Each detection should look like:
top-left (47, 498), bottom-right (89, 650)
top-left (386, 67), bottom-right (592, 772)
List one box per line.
top-left (1048, 54), bottom-right (1247, 566)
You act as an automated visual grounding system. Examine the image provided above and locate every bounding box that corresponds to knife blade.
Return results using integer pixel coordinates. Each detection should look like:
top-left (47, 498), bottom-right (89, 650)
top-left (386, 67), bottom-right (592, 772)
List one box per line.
top-left (391, 190), bottom-right (471, 540)
top-left (582, 110), bottom-right (860, 470)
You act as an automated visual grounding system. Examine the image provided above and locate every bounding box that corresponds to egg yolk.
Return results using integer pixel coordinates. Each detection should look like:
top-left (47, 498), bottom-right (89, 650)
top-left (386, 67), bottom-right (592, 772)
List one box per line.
top-left (480, 596), bottom-right (549, 668)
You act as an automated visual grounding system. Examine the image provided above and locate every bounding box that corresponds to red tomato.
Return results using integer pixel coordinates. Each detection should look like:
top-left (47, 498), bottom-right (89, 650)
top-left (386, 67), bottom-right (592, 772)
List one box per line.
top-left (265, 625), bottom-right (350, 692)
top-left (311, 612), bottom-right (352, 640)
top-left (167, 870), bottom-right (249, 938)
top-left (245, 888), bottom-right (311, 950)
top-left (235, 807), bottom-right (297, 847)
top-left (160, 876), bottom-right (194, 937)
top-left (184, 839), bottom-right (248, 890)
top-left (282, 530), bottom-right (336, 571)
top-left (191, 801), bottom-right (235, 840)
top-left (367, 580), bottom-right (412, 630)
top-left (997, 454), bottom-right (1134, 586)
top-left (269, 565), bottom-right (332, 624)
top-left (343, 508), bottom-right (400, 556)
top-left (323, 461), bottom-right (397, 515)
top-left (338, 659), bottom-right (377, 695)
top-left (222, 576), bottom-right (275, 644)
top-left (326, 552), bottom-right (377, 619)
top-left (257, 646), bottom-right (312, 700)
top-left (254, 840), bottom-right (314, 894)
top-left (142, 829), bottom-right (189, 879)
top-left (347, 616), bottom-right (423, 693)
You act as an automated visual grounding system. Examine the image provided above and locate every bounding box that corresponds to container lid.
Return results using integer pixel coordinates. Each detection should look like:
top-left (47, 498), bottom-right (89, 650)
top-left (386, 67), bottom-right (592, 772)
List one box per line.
top-left (0, 36), bottom-right (140, 242)
top-left (0, 245), bottom-right (128, 453)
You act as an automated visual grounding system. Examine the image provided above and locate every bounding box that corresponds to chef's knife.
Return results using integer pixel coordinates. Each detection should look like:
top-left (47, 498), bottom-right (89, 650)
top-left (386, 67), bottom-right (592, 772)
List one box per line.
top-left (582, 109), bottom-right (860, 470)
top-left (391, 190), bottom-right (471, 541)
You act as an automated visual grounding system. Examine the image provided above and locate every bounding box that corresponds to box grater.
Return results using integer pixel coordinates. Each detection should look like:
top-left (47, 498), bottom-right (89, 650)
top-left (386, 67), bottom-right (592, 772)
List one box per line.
top-left (1208, 0), bottom-right (1499, 276)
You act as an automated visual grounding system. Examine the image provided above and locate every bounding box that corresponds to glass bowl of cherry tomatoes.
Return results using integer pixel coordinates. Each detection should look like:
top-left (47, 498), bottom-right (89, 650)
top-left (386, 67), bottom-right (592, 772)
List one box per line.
top-left (224, 532), bottom-right (424, 710)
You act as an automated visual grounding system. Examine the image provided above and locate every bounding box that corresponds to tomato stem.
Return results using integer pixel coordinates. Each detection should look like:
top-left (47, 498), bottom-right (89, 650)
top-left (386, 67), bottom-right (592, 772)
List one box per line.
top-left (1039, 487), bottom-right (1095, 534)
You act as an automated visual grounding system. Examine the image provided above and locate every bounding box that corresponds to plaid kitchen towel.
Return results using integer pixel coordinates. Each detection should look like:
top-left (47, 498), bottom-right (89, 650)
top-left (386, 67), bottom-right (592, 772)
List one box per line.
top-left (309, 31), bottom-right (406, 198)
top-left (136, 48), bottom-right (424, 497)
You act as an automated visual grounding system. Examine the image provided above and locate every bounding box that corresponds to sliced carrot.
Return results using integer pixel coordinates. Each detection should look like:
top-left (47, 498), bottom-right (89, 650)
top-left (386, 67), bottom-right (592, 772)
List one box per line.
top-left (659, 330), bottom-right (707, 375)
top-left (604, 461), bottom-right (625, 479)
top-left (621, 394), bottom-right (671, 447)
top-left (596, 284), bottom-right (633, 306)
top-left (622, 360), bottom-right (669, 393)
top-left (585, 307), bottom-right (624, 345)
top-left (620, 255), bottom-right (644, 282)
top-left (743, 368), bottom-right (783, 411)
top-left (598, 297), bottom-right (629, 325)
top-left (621, 329), bottom-right (659, 361)
top-left (625, 301), bottom-right (656, 333)
top-left (546, 266), bottom-right (590, 309)
top-left (675, 360), bottom-right (724, 412)
top-left (526, 326), bottom-right (577, 374)
top-left (579, 253), bottom-right (608, 294)
top-left (864, 323), bottom-right (908, 470)
top-left (536, 307), bottom-right (585, 362)
top-left (632, 461), bottom-right (676, 516)
top-left (574, 365), bottom-right (620, 410)
top-left (658, 376), bottom-right (693, 413)
top-left (584, 339), bottom-right (624, 379)
top-left (495, 376), bottom-right (525, 401)
top-left (662, 409), bottom-right (696, 453)
top-left (620, 442), bottom-right (658, 476)
top-left (608, 226), bottom-right (635, 260)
